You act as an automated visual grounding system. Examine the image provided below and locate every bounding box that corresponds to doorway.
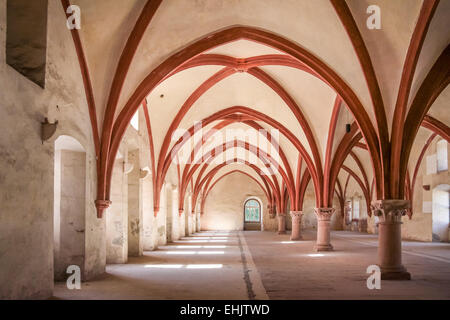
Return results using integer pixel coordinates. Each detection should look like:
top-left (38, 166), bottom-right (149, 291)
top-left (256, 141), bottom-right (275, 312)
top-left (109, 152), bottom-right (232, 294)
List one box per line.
top-left (432, 184), bottom-right (450, 242)
top-left (244, 198), bottom-right (261, 231)
top-left (53, 135), bottom-right (86, 281)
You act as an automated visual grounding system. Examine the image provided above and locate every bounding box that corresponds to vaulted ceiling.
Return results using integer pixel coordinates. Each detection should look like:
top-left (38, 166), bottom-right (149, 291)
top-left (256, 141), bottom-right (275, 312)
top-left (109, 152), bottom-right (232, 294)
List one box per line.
top-left (63, 0), bottom-right (450, 217)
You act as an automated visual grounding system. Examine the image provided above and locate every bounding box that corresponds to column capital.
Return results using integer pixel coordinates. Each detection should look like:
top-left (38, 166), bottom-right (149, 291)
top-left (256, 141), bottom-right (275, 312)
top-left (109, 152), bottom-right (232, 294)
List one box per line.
top-left (314, 207), bottom-right (335, 220)
top-left (277, 213), bottom-right (287, 217)
top-left (371, 199), bottom-right (410, 223)
top-left (290, 211), bottom-right (303, 240)
top-left (290, 211), bottom-right (303, 218)
top-left (290, 211), bottom-right (303, 229)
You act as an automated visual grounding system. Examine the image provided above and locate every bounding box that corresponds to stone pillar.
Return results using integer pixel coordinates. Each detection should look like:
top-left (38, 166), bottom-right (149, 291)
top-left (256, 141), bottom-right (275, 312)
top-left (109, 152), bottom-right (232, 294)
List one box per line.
top-left (184, 209), bottom-right (190, 236)
top-left (197, 211), bottom-right (202, 231)
top-left (166, 183), bottom-right (173, 243)
top-left (314, 208), bottom-right (334, 251)
top-left (290, 211), bottom-right (303, 240)
top-left (106, 157), bottom-right (129, 264)
top-left (185, 195), bottom-right (191, 236)
top-left (128, 150), bottom-right (143, 257)
top-left (277, 213), bottom-right (286, 234)
top-left (372, 200), bottom-right (411, 280)
top-left (179, 209), bottom-right (186, 238)
top-left (192, 212), bottom-right (197, 233)
top-left (142, 169), bottom-right (155, 251)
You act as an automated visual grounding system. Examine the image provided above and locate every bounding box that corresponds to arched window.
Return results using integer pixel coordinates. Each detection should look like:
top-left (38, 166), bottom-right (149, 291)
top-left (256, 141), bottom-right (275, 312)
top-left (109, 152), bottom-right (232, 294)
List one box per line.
top-left (352, 198), bottom-right (360, 220)
top-left (130, 110), bottom-right (139, 131)
top-left (244, 199), bottom-right (261, 223)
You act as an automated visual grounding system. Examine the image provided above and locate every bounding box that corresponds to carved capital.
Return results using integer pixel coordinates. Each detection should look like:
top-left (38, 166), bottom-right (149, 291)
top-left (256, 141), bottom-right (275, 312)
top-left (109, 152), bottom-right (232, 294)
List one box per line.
top-left (314, 207), bottom-right (335, 221)
top-left (371, 200), bottom-right (410, 223)
top-left (290, 211), bottom-right (303, 217)
top-left (277, 213), bottom-right (287, 218)
top-left (290, 211), bottom-right (303, 225)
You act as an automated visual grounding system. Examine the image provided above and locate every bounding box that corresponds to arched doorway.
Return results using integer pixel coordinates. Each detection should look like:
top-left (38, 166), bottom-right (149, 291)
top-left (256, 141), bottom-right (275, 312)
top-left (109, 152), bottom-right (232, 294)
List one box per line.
top-left (53, 135), bottom-right (86, 281)
top-left (244, 199), bottom-right (261, 231)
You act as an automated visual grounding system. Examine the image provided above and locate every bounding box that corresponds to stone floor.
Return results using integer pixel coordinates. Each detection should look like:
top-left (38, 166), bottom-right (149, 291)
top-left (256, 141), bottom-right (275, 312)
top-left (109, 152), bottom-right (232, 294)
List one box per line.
top-left (52, 230), bottom-right (450, 300)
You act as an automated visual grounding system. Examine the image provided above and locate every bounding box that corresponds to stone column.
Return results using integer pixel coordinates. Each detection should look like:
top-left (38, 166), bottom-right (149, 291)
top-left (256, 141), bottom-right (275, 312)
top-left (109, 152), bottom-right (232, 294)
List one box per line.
top-left (314, 208), bottom-right (334, 251)
top-left (290, 211), bottom-right (303, 240)
top-left (196, 211), bottom-right (201, 231)
top-left (277, 213), bottom-right (287, 234)
top-left (371, 200), bottom-right (411, 280)
top-left (128, 150), bottom-right (143, 257)
top-left (179, 209), bottom-right (186, 238)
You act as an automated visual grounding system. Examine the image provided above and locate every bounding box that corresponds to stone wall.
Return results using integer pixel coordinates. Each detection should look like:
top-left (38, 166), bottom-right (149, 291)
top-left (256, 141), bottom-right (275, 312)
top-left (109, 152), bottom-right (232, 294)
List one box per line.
top-left (403, 138), bottom-right (449, 242)
top-left (0, 0), bottom-right (104, 299)
top-left (202, 172), bottom-right (271, 231)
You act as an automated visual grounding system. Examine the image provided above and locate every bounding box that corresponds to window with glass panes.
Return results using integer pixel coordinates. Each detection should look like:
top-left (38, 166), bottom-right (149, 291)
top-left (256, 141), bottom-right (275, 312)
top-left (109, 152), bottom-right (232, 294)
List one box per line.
top-left (244, 199), bottom-right (260, 223)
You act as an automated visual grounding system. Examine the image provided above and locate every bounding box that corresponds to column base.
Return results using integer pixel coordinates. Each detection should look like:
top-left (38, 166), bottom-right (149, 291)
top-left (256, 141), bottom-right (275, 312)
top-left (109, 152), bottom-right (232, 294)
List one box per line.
top-left (290, 235), bottom-right (303, 241)
top-left (381, 271), bottom-right (411, 280)
top-left (277, 231), bottom-right (287, 235)
top-left (381, 266), bottom-right (411, 280)
top-left (314, 244), bottom-right (333, 251)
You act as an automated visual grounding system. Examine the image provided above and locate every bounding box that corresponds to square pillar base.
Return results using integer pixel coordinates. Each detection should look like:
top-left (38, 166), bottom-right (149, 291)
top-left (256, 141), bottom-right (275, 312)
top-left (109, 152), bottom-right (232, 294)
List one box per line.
top-left (381, 271), bottom-right (411, 280)
top-left (314, 244), bottom-right (333, 252)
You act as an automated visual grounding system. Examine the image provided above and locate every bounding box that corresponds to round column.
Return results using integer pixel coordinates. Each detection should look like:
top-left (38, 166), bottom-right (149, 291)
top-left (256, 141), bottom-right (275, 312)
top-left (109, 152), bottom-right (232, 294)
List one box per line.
top-left (372, 200), bottom-right (411, 280)
top-left (314, 208), bottom-right (334, 251)
top-left (290, 211), bottom-right (303, 240)
top-left (277, 213), bottom-right (286, 234)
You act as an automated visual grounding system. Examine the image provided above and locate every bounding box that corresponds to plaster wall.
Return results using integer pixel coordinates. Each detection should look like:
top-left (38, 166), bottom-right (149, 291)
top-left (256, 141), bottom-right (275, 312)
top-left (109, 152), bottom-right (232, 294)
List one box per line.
top-left (202, 172), bottom-right (269, 231)
top-left (403, 138), bottom-right (449, 242)
top-left (262, 206), bottom-right (278, 232)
